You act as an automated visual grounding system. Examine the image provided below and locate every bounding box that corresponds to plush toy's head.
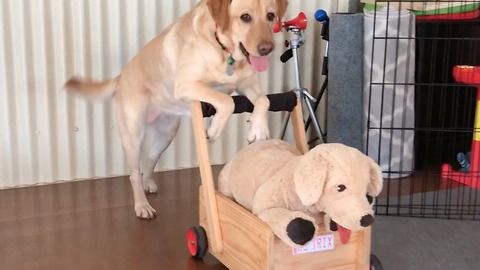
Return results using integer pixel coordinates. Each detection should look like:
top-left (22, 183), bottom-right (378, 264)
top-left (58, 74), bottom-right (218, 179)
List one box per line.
top-left (293, 143), bottom-right (383, 244)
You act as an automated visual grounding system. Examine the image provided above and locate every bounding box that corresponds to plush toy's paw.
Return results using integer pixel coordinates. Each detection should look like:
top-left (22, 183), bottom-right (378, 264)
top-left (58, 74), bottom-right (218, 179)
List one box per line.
top-left (286, 218), bottom-right (315, 245)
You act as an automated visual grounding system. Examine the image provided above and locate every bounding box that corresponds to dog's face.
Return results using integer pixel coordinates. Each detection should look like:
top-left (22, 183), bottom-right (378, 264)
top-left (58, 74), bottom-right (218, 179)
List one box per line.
top-left (293, 144), bottom-right (383, 244)
top-left (207, 0), bottom-right (288, 72)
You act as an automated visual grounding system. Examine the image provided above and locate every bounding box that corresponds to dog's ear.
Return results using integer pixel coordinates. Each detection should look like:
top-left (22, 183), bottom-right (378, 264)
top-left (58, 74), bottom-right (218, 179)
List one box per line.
top-left (276, 0), bottom-right (289, 22)
top-left (207, 0), bottom-right (231, 31)
top-left (293, 150), bottom-right (328, 207)
top-left (366, 158), bottom-right (383, 197)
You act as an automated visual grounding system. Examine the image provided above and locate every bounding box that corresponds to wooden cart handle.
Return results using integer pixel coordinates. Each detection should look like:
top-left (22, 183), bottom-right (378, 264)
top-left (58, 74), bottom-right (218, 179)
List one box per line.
top-left (200, 91), bottom-right (308, 153)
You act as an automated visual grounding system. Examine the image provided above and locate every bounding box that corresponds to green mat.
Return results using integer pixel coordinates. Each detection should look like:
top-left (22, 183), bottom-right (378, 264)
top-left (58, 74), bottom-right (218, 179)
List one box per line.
top-left (364, 2), bottom-right (480, 16)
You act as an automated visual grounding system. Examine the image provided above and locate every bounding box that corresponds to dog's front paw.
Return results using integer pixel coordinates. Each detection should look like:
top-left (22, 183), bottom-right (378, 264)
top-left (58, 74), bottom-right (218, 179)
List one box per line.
top-left (286, 218), bottom-right (315, 245)
top-left (135, 203), bottom-right (156, 219)
top-left (207, 120), bottom-right (225, 141)
top-left (247, 119), bottom-right (269, 143)
top-left (207, 103), bottom-right (234, 140)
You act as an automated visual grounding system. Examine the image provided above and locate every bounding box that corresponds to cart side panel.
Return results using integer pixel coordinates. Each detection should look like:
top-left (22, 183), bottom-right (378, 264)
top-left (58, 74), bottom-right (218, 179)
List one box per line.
top-left (199, 186), bottom-right (275, 270)
top-left (355, 226), bottom-right (371, 270)
top-left (272, 228), bottom-right (370, 270)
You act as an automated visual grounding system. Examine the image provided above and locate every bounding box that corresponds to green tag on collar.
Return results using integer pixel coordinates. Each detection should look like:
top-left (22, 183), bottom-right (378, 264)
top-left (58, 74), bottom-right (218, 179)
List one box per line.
top-left (227, 55), bottom-right (235, 65)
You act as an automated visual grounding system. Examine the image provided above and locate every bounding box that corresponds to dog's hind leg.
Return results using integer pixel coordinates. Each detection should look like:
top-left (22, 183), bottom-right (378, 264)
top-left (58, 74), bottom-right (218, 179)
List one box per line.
top-left (140, 114), bottom-right (180, 194)
top-left (115, 93), bottom-right (156, 219)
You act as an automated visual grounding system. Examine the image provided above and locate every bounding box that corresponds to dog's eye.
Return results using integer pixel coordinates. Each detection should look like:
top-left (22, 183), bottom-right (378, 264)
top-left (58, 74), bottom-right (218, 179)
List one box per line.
top-left (366, 195), bottom-right (374, 204)
top-left (337, 185), bottom-right (346, 192)
top-left (267, 12), bottom-right (276, 21)
top-left (240, 13), bottom-right (252, 23)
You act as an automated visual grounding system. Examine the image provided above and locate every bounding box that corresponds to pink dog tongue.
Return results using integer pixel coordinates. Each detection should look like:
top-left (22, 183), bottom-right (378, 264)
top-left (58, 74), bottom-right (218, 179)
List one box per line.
top-left (337, 225), bottom-right (351, 244)
top-left (249, 55), bottom-right (269, 72)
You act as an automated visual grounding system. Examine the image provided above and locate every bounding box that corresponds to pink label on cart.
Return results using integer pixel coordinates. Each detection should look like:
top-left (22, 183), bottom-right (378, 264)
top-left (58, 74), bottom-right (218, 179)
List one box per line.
top-left (291, 234), bottom-right (334, 255)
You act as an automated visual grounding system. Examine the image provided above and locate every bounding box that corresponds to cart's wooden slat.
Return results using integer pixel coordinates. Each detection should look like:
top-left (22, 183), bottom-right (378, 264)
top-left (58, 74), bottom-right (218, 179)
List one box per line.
top-left (356, 226), bottom-right (371, 269)
top-left (190, 101), bottom-right (223, 253)
top-left (291, 98), bottom-right (309, 154)
top-left (199, 187), bottom-right (275, 270)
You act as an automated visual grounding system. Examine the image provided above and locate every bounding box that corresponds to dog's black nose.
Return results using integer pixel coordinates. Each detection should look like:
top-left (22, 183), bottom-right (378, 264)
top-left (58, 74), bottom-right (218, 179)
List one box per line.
top-left (258, 41), bottom-right (274, 56)
top-left (360, 214), bottom-right (374, 227)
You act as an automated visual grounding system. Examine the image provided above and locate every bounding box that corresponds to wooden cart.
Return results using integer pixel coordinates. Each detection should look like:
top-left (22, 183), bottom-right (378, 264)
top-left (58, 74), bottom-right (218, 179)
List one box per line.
top-left (186, 92), bottom-right (378, 270)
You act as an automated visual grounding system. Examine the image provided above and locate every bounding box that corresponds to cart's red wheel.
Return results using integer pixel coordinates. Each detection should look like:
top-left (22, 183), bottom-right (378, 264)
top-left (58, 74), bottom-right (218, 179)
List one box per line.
top-left (370, 254), bottom-right (384, 270)
top-left (187, 226), bottom-right (207, 259)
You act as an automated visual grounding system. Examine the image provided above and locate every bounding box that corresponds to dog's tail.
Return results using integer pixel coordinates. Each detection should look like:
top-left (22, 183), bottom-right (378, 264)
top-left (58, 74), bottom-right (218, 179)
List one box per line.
top-left (64, 75), bottom-right (120, 101)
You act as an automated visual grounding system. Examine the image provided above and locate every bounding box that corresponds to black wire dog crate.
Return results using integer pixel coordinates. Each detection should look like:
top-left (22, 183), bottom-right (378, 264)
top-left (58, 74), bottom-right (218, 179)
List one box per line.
top-left (363, 0), bottom-right (480, 219)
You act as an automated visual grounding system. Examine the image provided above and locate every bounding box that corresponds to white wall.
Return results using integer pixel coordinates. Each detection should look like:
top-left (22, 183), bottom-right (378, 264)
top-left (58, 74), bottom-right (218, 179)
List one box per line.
top-left (0, 0), bottom-right (342, 188)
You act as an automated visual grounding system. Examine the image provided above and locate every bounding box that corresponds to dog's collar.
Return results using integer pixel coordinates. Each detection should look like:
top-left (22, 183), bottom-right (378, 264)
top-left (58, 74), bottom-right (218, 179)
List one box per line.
top-left (214, 31), bottom-right (251, 75)
top-left (214, 30), bottom-right (235, 67)
top-left (214, 23), bottom-right (252, 62)
top-left (214, 25), bottom-right (251, 75)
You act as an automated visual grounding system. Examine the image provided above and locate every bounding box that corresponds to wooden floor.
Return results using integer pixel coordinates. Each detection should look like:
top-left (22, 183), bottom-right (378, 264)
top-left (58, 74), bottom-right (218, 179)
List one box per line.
top-left (0, 166), bottom-right (227, 270)
top-left (0, 164), bottom-right (465, 270)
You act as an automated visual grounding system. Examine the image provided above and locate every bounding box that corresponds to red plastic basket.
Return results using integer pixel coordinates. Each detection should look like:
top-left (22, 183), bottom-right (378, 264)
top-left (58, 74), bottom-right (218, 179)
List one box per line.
top-left (452, 65), bottom-right (480, 85)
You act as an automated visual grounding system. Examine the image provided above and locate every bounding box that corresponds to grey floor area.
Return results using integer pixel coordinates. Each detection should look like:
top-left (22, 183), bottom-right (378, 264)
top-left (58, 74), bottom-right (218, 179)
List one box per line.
top-left (371, 215), bottom-right (480, 270)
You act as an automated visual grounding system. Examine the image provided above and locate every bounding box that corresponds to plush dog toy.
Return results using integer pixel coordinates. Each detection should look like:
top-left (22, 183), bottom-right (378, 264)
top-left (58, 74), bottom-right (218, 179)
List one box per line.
top-left (218, 139), bottom-right (383, 248)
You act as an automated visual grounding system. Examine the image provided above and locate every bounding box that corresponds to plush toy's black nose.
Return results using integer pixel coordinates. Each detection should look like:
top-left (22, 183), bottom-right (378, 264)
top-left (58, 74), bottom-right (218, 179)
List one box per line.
top-left (360, 214), bottom-right (374, 227)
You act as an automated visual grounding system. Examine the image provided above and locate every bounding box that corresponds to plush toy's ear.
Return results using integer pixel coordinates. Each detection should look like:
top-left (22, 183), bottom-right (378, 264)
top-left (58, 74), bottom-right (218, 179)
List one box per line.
top-left (367, 158), bottom-right (383, 197)
top-left (207, 0), bottom-right (231, 31)
top-left (293, 151), bottom-right (328, 207)
top-left (276, 0), bottom-right (289, 22)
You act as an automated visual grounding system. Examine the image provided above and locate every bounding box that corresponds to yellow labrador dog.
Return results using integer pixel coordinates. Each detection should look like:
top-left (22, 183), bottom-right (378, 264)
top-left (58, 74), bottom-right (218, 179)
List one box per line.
top-left (65, 0), bottom-right (288, 219)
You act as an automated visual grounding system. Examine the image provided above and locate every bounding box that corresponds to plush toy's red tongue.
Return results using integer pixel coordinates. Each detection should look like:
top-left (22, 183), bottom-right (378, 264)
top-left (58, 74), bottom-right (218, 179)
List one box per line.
top-left (249, 55), bottom-right (269, 72)
top-left (337, 224), bottom-right (351, 244)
